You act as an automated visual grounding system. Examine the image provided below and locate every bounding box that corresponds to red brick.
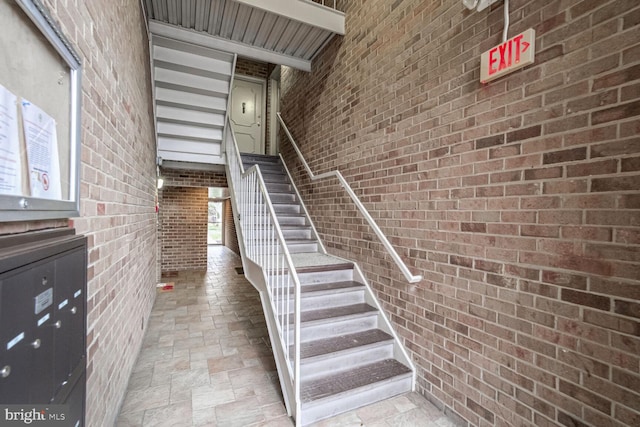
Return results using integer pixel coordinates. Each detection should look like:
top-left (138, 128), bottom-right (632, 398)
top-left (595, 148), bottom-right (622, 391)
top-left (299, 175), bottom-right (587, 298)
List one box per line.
top-left (592, 175), bottom-right (640, 192)
top-left (476, 134), bottom-right (505, 149)
top-left (592, 101), bottom-right (640, 125)
top-left (543, 147), bottom-right (587, 165)
top-left (561, 226), bottom-right (612, 242)
top-left (593, 64), bottom-right (640, 90)
top-left (615, 406), bottom-right (640, 426)
top-left (591, 138), bottom-right (640, 158)
top-left (545, 82), bottom-right (589, 105)
top-left (558, 411), bottom-right (590, 427)
top-left (562, 289), bottom-right (611, 310)
top-left (622, 156), bottom-right (640, 172)
top-left (560, 380), bottom-right (612, 414)
top-left (566, 159), bottom-right (618, 177)
top-left (615, 228), bottom-right (640, 244)
top-left (524, 166), bottom-right (563, 181)
top-left (489, 144), bottom-right (521, 159)
top-left (521, 196), bottom-right (561, 210)
top-left (543, 114), bottom-right (590, 135)
top-left (614, 300), bottom-right (640, 320)
top-left (618, 194), bottom-right (640, 209)
top-left (585, 242), bottom-right (640, 263)
top-left (507, 126), bottom-right (542, 143)
top-left (564, 125), bottom-right (617, 147)
top-left (539, 210), bottom-right (583, 225)
top-left (569, 0), bottom-right (600, 19)
top-left (584, 309), bottom-right (640, 336)
top-left (535, 44), bottom-right (565, 64)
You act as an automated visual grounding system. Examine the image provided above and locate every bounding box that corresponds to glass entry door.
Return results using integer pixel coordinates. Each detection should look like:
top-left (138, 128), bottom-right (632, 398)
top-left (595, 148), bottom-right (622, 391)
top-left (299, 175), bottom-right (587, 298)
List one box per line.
top-left (208, 201), bottom-right (223, 245)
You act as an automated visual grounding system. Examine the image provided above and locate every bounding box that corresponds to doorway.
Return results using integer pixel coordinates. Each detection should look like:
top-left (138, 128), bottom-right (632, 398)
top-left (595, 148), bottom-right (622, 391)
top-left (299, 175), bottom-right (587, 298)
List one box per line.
top-left (207, 200), bottom-right (223, 245)
top-left (208, 187), bottom-right (229, 246)
top-left (230, 75), bottom-right (266, 154)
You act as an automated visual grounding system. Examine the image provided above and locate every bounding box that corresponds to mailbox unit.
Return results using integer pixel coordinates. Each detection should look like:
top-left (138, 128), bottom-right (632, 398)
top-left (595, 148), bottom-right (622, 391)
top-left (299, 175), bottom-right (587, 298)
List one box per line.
top-left (0, 228), bottom-right (86, 426)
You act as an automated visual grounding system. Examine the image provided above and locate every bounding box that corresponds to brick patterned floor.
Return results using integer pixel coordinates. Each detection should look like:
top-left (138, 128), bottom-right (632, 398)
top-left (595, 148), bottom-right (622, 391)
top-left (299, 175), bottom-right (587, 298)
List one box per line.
top-left (115, 246), bottom-right (458, 426)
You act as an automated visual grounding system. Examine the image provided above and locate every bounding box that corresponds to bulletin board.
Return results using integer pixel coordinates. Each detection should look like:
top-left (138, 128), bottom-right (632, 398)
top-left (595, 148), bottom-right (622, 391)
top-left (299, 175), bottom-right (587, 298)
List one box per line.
top-left (0, 0), bottom-right (81, 222)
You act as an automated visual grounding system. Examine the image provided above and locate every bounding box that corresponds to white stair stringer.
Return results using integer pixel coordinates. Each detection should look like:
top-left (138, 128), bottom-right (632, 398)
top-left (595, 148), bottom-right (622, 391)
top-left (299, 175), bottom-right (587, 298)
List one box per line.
top-left (238, 154), bottom-right (416, 426)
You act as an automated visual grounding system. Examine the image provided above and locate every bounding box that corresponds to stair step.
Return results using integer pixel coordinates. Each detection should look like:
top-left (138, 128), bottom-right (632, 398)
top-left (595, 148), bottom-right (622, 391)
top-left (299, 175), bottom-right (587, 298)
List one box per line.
top-left (298, 329), bottom-right (394, 380)
top-left (281, 281), bottom-right (365, 311)
top-left (301, 359), bottom-right (411, 401)
top-left (300, 359), bottom-right (412, 425)
top-left (289, 303), bottom-right (378, 343)
top-left (281, 226), bottom-right (312, 240)
top-left (270, 193), bottom-right (297, 203)
top-left (300, 329), bottom-right (393, 359)
top-left (261, 173), bottom-right (289, 183)
top-left (240, 154), bottom-right (279, 164)
top-left (265, 182), bottom-right (291, 193)
top-left (243, 160), bottom-right (283, 170)
top-left (296, 263), bottom-right (354, 279)
top-left (266, 258), bottom-right (353, 285)
top-left (301, 280), bottom-right (363, 294)
top-left (300, 303), bottom-right (377, 323)
top-left (287, 240), bottom-right (319, 253)
top-left (276, 214), bottom-right (307, 226)
top-left (273, 203), bottom-right (301, 214)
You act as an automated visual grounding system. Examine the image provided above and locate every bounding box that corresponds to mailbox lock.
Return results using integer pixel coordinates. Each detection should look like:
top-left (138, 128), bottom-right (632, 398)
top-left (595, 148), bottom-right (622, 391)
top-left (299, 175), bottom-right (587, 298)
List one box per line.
top-left (42, 277), bottom-right (48, 286)
top-left (0, 365), bottom-right (10, 378)
top-left (71, 307), bottom-right (77, 315)
top-left (55, 321), bottom-right (62, 329)
top-left (31, 339), bottom-right (41, 349)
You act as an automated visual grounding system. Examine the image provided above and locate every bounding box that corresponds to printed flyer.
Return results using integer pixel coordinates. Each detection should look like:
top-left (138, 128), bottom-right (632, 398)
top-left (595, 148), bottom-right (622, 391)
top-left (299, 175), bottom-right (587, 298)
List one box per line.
top-left (0, 84), bottom-right (22, 195)
top-left (21, 99), bottom-right (62, 199)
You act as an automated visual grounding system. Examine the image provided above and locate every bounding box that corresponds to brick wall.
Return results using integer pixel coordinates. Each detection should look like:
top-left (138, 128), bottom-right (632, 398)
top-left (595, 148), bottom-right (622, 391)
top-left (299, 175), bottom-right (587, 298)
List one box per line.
top-left (160, 186), bottom-right (208, 273)
top-left (158, 169), bottom-right (238, 271)
top-left (280, 1), bottom-right (640, 426)
top-left (236, 57), bottom-right (268, 79)
top-left (0, 1), bottom-right (157, 425)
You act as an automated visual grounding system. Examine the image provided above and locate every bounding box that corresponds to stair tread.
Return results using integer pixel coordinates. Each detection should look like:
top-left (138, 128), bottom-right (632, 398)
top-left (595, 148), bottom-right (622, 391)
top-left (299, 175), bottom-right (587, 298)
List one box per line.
top-left (299, 329), bottom-right (393, 359)
top-left (286, 238), bottom-right (318, 244)
top-left (299, 303), bottom-right (377, 323)
top-left (301, 280), bottom-right (363, 294)
top-left (241, 154), bottom-right (279, 161)
top-left (300, 359), bottom-right (411, 403)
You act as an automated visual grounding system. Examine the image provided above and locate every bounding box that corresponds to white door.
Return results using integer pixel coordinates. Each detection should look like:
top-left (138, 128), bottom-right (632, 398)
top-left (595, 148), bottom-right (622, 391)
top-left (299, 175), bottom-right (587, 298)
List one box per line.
top-left (230, 77), bottom-right (264, 154)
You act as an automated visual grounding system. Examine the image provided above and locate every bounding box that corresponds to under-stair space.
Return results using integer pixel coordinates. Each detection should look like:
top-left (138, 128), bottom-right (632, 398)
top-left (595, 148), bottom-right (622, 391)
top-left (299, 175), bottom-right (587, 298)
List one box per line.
top-left (240, 154), bottom-right (414, 426)
top-left (151, 35), bottom-right (235, 169)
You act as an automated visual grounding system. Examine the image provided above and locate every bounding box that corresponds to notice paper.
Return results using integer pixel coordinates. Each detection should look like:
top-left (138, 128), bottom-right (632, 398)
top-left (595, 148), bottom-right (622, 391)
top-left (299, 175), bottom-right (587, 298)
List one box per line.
top-left (0, 84), bottom-right (22, 195)
top-left (21, 99), bottom-right (62, 199)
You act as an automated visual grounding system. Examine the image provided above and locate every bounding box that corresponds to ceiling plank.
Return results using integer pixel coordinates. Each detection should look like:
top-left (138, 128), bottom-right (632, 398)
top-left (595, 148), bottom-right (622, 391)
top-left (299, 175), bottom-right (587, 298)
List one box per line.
top-left (150, 20), bottom-right (311, 71)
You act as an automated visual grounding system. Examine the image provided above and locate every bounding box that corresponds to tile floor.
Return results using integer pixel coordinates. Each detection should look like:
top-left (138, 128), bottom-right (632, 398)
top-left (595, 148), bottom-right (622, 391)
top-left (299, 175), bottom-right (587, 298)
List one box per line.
top-left (116, 246), bottom-right (457, 427)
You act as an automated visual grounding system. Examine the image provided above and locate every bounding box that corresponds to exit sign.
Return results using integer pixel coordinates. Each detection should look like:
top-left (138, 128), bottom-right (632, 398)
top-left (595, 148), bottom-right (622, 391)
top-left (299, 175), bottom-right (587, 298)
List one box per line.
top-left (480, 28), bottom-right (536, 83)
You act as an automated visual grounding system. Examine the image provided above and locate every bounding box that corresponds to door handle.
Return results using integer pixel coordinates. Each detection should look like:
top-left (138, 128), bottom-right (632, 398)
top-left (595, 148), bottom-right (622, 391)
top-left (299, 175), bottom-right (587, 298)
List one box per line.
top-left (242, 102), bottom-right (246, 114)
top-left (0, 365), bottom-right (10, 378)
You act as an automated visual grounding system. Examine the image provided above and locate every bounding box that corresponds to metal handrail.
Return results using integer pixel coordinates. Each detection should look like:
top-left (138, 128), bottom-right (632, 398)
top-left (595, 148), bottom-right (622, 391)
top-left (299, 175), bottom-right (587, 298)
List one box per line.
top-left (277, 112), bottom-right (423, 284)
top-left (224, 118), bottom-right (302, 423)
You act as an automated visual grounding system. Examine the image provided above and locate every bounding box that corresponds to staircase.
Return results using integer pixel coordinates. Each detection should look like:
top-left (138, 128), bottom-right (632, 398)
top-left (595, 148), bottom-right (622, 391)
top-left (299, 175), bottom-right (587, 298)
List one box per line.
top-left (241, 154), bottom-right (413, 426)
top-left (151, 35), bottom-right (236, 168)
